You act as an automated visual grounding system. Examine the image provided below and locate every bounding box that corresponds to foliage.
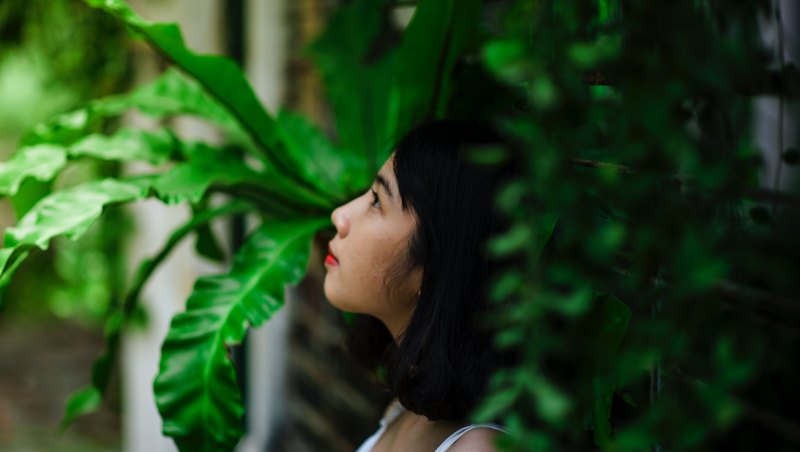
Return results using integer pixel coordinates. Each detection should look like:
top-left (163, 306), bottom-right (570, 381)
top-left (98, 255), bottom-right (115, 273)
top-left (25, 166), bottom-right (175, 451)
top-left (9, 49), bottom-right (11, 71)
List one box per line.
top-left (2, 0), bottom-right (798, 451)
top-left (0, 0), bottom-right (127, 138)
top-left (0, 0), bottom-right (131, 324)
top-left (474, 1), bottom-right (799, 450)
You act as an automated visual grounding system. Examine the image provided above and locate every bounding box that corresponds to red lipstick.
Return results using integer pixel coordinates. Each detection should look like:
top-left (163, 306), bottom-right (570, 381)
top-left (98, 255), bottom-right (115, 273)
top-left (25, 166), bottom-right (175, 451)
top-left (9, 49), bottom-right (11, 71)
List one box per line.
top-left (325, 243), bottom-right (339, 266)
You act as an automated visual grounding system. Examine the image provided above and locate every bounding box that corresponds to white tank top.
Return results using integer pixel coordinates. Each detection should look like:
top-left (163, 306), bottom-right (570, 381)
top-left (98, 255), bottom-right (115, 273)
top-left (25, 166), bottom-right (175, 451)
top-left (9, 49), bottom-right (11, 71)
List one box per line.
top-left (355, 402), bottom-right (505, 452)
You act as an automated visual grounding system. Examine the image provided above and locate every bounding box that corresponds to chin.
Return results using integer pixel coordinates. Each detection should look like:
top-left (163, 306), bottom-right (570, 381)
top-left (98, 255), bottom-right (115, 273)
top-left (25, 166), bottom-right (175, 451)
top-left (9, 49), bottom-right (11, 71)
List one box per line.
top-left (323, 278), bottom-right (361, 314)
top-left (323, 276), bottom-right (345, 310)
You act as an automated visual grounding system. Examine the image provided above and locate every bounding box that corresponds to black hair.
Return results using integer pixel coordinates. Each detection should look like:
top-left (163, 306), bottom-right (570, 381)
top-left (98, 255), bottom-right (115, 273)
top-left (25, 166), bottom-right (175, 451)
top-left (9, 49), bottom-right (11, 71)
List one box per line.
top-left (347, 119), bottom-right (522, 422)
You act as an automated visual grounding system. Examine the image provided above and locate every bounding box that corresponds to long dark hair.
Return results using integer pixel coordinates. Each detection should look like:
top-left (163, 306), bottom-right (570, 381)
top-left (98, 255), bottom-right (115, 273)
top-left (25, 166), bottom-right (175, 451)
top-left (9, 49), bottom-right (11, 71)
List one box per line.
top-left (347, 119), bottom-right (521, 422)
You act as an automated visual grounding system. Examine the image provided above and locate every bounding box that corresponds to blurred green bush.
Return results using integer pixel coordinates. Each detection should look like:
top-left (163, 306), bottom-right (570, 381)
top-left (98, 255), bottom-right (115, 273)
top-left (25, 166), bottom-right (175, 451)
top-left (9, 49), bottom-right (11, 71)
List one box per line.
top-left (0, 0), bottom-right (130, 324)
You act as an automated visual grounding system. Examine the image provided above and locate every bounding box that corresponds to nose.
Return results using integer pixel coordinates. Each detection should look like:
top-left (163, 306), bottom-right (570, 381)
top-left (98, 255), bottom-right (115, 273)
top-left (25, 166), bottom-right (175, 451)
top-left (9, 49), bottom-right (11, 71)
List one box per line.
top-left (331, 204), bottom-right (350, 238)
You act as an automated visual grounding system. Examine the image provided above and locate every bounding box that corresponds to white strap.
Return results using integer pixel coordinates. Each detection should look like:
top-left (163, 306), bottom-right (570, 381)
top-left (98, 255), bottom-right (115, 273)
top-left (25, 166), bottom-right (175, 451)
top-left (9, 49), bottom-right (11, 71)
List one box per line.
top-left (434, 424), bottom-right (506, 452)
top-left (355, 402), bottom-right (406, 452)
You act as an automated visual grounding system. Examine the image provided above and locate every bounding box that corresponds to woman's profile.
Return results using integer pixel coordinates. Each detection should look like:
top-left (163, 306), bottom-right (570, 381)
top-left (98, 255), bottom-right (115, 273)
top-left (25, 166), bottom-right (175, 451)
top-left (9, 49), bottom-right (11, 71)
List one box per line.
top-left (323, 119), bottom-right (520, 451)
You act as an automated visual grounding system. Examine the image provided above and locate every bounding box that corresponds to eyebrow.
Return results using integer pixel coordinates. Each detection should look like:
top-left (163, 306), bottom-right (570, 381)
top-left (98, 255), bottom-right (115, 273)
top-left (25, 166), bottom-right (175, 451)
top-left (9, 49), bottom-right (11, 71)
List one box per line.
top-left (374, 174), bottom-right (395, 201)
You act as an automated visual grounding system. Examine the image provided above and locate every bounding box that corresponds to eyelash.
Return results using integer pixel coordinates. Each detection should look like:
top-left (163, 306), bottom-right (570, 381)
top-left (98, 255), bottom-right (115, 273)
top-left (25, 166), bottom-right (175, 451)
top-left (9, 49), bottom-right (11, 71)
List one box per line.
top-left (370, 189), bottom-right (381, 209)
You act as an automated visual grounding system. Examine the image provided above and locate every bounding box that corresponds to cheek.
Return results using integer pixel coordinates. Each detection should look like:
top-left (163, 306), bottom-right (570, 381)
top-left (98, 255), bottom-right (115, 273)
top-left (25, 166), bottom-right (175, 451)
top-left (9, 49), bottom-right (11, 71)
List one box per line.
top-left (323, 238), bottom-right (396, 314)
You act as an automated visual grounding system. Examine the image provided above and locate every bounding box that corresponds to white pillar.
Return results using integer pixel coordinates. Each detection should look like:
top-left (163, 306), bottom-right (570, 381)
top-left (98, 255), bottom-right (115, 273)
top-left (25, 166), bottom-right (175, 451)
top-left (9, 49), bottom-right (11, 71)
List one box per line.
top-left (237, 1), bottom-right (289, 450)
top-left (754, 0), bottom-right (799, 194)
top-left (122, 1), bottom-right (225, 451)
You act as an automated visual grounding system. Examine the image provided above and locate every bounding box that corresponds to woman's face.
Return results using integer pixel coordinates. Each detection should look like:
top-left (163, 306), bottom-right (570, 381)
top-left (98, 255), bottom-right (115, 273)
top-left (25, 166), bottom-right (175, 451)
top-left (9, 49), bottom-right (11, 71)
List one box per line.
top-left (324, 155), bottom-right (421, 336)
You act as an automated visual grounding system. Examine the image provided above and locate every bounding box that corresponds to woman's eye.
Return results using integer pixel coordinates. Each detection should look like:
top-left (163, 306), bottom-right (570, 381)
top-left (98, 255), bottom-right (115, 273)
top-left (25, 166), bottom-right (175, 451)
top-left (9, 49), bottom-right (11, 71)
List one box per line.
top-left (370, 189), bottom-right (381, 209)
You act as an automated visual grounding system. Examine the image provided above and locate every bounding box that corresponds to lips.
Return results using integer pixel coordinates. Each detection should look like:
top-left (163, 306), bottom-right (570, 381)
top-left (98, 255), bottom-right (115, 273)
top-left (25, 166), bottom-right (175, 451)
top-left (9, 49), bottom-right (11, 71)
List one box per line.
top-left (325, 243), bottom-right (339, 266)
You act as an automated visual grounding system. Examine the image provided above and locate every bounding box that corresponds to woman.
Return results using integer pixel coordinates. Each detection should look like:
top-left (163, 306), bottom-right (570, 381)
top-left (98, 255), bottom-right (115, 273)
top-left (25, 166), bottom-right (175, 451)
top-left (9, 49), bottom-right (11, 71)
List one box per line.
top-left (324, 119), bottom-right (520, 451)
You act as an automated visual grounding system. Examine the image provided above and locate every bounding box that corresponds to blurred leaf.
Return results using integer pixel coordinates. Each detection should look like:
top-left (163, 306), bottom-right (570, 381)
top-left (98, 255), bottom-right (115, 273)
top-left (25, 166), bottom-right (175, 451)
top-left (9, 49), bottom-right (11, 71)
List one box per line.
top-left (59, 387), bottom-right (103, 433)
top-left (588, 293), bottom-right (631, 352)
top-left (490, 270), bottom-right (523, 302)
top-left (154, 218), bottom-right (326, 450)
top-left (59, 201), bottom-right (252, 429)
top-left (4, 178), bottom-right (151, 250)
top-left (487, 223), bottom-right (532, 257)
top-left (23, 69), bottom-right (245, 147)
top-left (10, 177), bottom-right (52, 220)
top-left (310, 0), bottom-right (396, 179)
top-left (275, 110), bottom-right (363, 200)
top-left (567, 33), bottom-right (621, 69)
top-left (525, 372), bottom-right (572, 424)
top-left (584, 293), bottom-right (631, 446)
top-left (0, 144), bottom-right (67, 196)
top-left (152, 145), bottom-right (261, 205)
top-left (394, 0), bottom-right (482, 127)
top-left (84, 0), bottom-right (310, 189)
top-left (0, 249), bottom-right (12, 273)
top-left (70, 128), bottom-right (179, 164)
top-left (473, 384), bottom-right (521, 423)
top-left (482, 39), bottom-right (529, 84)
top-left (528, 75), bottom-right (559, 109)
top-left (193, 204), bottom-right (226, 263)
top-left (592, 376), bottom-right (615, 446)
top-left (464, 145), bottom-right (511, 166)
top-left (0, 249), bottom-right (30, 308)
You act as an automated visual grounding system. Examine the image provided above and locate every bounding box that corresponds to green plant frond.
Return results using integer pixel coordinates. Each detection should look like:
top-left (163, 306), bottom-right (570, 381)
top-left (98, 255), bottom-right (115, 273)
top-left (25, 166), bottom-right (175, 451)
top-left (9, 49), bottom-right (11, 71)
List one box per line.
top-left (153, 218), bottom-right (327, 451)
top-left (275, 110), bottom-right (367, 201)
top-left (152, 141), bottom-right (333, 211)
top-left (0, 144), bottom-right (67, 197)
top-left (83, 0), bottom-right (328, 202)
top-left (69, 128), bottom-right (180, 165)
top-left (4, 177), bottom-right (151, 250)
top-left (0, 248), bottom-right (31, 308)
top-left (58, 200), bottom-right (254, 431)
top-left (393, 0), bottom-right (481, 128)
top-left (309, 0), bottom-right (392, 175)
top-left (22, 69), bottom-right (244, 148)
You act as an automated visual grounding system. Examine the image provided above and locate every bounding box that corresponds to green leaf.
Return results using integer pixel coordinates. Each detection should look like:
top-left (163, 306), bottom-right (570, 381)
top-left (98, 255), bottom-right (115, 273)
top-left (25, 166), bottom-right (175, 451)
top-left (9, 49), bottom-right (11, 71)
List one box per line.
top-left (154, 218), bottom-right (326, 451)
top-left (0, 144), bottom-right (67, 197)
top-left (60, 310), bottom-right (125, 432)
top-left (590, 293), bottom-right (631, 351)
top-left (487, 223), bottom-right (532, 257)
top-left (84, 0), bottom-right (309, 187)
top-left (482, 39), bottom-right (529, 84)
top-left (0, 248), bottom-right (30, 308)
top-left (4, 178), bottom-right (151, 250)
top-left (567, 33), bottom-right (622, 69)
top-left (151, 141), bottom-right (332, 211)
top-left (59, 201), bottom-right (253, 430)
top-left (70, 128), bottom-right (179, 165)
top-left (394, 0), bottom-right (482, 126)
top-left (0, 248), bottom-right (12, 273)
top-left (60, 387), bottom-right (103, 432)
top-left (309, 0), bottom-right (396, 178)
top-left (23, 69), bottom-right (245, 147)
top-left (524, 372), bottom-right (572, 424)
top-left (192, 203), bottom-right (227, 263)
top-left (194, 224), bottom-right (225, 262)
top-left (584, 293), bottom-right (631, 446)
top-left (592, 376), bottom-right (615, 446)
top-left (151, 143), bottom-right (263, 205)
top-left (275, 110), bottom-right (366, 200)
top-left (101, 69), bottom-right (245, 139)
top-left (11, 178), bottom-right (53, 220)
top-left (473, 383), bottom-right (522, 423)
